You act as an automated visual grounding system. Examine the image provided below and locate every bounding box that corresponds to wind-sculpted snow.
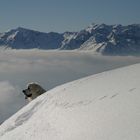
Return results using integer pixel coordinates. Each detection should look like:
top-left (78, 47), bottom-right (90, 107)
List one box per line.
top-left (0, 63), bottom-right (140, 140)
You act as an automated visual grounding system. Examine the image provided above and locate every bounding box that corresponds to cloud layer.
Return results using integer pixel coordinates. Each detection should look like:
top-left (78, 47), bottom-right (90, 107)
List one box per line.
top-left (0, 81), bottom-right (25, 124)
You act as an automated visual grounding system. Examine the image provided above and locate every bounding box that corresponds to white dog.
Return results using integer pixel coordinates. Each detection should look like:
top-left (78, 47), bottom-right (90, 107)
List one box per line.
top-left (22, 82), bottom-right (46, 101)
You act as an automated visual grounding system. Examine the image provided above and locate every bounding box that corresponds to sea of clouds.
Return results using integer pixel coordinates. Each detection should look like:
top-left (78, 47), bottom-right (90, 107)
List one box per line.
top-left (0, 49), bottom-right (140, 123)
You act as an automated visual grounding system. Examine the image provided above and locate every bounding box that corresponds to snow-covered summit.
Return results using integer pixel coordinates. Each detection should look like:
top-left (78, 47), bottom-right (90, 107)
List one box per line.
top-left (0, 63), bottom-right (140, 140)
top-left (61, 24), bottom-right (140, 55)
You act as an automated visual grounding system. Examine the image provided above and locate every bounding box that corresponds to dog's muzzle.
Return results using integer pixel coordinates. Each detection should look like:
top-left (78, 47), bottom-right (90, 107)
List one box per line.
top-left (22, 90), bottom-right (32, 99)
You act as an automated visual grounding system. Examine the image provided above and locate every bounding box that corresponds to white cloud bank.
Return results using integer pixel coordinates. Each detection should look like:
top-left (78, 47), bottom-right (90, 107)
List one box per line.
top-left (0, 81), bottom-right (25, 124)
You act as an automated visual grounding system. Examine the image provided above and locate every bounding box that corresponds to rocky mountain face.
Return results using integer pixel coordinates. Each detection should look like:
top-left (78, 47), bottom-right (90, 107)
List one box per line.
top-left (62, 24), bottom-right (140, 55)
top-left (0, 27), bottom-right (64, 49)
top-left (0, 24), bottom-right (140, 55)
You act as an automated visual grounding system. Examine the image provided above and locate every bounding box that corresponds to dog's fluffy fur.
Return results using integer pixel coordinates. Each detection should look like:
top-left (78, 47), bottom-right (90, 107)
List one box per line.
top-left (22, 82), bottom-right (46, 101)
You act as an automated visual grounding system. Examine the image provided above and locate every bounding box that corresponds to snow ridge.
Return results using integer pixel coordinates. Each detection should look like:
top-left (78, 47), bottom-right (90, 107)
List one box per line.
top-left (0, 63), bottom-right (140, 140)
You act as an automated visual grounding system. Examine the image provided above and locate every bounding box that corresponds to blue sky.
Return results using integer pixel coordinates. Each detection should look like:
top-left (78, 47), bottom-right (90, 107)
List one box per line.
top-left (0, 0), bottom-right (139, 33)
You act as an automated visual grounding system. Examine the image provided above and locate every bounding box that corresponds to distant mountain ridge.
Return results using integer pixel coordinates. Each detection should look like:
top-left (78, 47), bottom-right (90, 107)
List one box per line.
top-left (0, 27), bottom-right (64, 49)
top-left (0, 24), bottom-right (140, 55)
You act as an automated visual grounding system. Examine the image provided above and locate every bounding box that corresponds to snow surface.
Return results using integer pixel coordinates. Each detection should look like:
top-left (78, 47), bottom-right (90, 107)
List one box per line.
top-left (0, 63), bottom-right (140, 140)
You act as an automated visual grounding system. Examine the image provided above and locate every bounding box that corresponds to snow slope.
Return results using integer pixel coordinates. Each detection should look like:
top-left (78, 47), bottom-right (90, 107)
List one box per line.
top-left (0, 63), bottom-right (140, 140)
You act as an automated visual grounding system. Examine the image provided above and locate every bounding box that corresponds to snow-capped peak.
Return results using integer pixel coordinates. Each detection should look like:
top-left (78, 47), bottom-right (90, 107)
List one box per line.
top-left (85, 23), bottom-right (98, 33)
top-left (0, 27), bottom-right (64, 49)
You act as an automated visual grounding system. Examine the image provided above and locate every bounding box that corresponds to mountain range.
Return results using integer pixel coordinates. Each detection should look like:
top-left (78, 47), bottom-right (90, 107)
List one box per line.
top-left (0, 24), bottom-right (140, 55)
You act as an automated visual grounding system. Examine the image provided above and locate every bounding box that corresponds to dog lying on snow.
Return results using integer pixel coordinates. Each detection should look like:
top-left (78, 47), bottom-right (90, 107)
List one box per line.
top-left (22, 82), bottom-right (46, 101)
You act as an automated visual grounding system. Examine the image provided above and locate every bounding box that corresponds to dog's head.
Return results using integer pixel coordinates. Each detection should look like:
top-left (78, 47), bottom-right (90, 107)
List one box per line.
top-left (22, 83), bottom-right (46, 101)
